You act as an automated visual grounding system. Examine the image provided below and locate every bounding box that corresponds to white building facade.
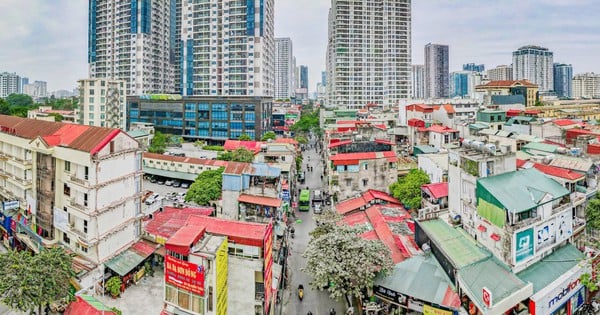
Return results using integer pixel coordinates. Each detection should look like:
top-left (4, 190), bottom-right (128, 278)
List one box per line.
top-left (177, 0), bottom-right (275, 97)
top-left (88, 0), bottom-right (176, 95)
top-left (487, 65), bottom-right (513, 81)
top-left (274, 38), bottom-right (294, 99)
top-left (512, 45), bottom-right (554, 92)
top-left (77, 78), bottom-right (126, 129)
top-left (572, 73), bottom-right (600, 99)
top-left (326, 0), bottom-right (411, 109)
top-left (0, 72), bottom-right (21, 98)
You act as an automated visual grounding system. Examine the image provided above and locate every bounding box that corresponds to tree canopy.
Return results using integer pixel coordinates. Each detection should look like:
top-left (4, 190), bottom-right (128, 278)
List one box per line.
top-left (6, 93), bottom-right (34, 107)
top-left (185, 167), bottom-right (225, 205)
top-left (291, 110), bottom-right (320, 134)
top-left (303, 218), bottom-right (393, 300)
top-left (0, 247), bottom-right (75, 314)
top-left (217, 147), bottom-right (255, 163)
top-left (586, 193), bottom-right (600, 231)
top-left (238, 133), bottom-right (252, 141)
top-left (260, 131), bottom-right (276, 141)
top-left (148, 131), bottom-right (168, 154)
top-left (389, 168), bottom-right (430, 210)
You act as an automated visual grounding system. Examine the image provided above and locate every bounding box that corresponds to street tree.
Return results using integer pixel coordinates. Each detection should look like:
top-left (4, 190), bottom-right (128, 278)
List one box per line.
top-left (291, 110), bottom-right (320, 134)
top-left (295, 135), bottom-right (308, 145)
top-left (586, 193), bottom-right (600, 230)
top-left (185, 167), bottom-right (225, 205)
top-left (238, 133), bottom-right (252, 141)
top-left (303, 221), bottom-right (393, 300)
top-left (148, 131), bottom-right (168, 154)
top-left (389, 168), bottom-right (430, 210)
top-left (217, 147), bottom-right (254, 163)
top-left (0, 247), bottom-right (75, 315)
top-left (580, 193), bottom-right (600, 292)
top-left (260, 131), bottom-right (277, 141)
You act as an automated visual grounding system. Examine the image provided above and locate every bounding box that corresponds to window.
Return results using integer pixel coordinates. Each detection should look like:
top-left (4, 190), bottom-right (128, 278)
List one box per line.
top-left (84, 193), bottom-right (88, 207)
top-left (64, 161), bottom-right (71, 172)
top-left (363, 179), bottom-right (368, 187)
top-left (63, 184), bottom-right (70, 197)
top-left (208, 286), bottom-right (213, 311)
top-left (84, 220), bottom-right (88, 234)
top-left (363, 163), bottom-right (368, 170)
top-left (84, 166), bottom-right (89, 180)
top-left (63, 232), bottom-right (70, 244)
top-left (345, 179), bottom-right (352, 187)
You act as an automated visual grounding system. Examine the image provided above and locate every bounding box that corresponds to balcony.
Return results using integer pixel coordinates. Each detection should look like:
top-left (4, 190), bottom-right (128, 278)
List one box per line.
top-left (70, 175), bottom-right (89, 188)
top-left (69, 198), bottom-right (87, 212)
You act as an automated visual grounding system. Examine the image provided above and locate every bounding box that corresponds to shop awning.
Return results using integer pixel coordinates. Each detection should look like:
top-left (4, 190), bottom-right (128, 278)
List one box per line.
top-left (238, 194), bottom-right (282, 208)
top-left (105, 241), bottom-right (156, 277)
top-left (374, 255), bottom-right (462, 310)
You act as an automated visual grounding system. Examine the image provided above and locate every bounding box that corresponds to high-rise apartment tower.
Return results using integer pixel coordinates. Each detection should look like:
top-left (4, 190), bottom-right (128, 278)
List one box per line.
top-left (424, 43), bottom-right (449, 99)
top-left (275, 38), bottom-right (294, 99)
top-left (326, 0), bottom-right (411, 109)
top-left (512, 45), bottom-right (554, 92)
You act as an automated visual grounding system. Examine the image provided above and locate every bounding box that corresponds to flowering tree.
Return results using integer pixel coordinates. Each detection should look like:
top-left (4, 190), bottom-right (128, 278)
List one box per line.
top-left (303, 217), bottom-right (393, 300)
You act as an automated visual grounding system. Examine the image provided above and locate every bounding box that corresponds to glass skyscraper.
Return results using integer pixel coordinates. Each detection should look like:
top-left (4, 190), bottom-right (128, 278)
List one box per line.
top-left (553, 63), bottom-right (573, 98)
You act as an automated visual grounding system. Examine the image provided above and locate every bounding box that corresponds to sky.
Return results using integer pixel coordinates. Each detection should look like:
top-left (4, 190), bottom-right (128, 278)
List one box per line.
top-left (1, 0), bottom-right (599, 92)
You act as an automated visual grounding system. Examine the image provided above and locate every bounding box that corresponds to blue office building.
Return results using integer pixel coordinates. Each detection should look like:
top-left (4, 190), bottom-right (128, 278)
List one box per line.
top-left (127, 95), bottom-right (272, 143)
top-left (553, 63), bottom-right (573, 98)
top-left (300, 66), bottom-right (309, 89)
top-left (462, 63), bottom-right (485, 73)
top-left (450, 72), bottom-right (470, 98)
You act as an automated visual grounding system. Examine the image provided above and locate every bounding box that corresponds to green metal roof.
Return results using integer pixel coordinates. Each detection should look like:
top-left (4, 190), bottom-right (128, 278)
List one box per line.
top-left (126, 130), bottom-right (150, 138)
top-left (469, 123), bottom-right (490, 130)
top-left (80, 294), bottom-right (114, 311)
top-left (521, 142), bottom-right (559, 154)
top-left (458, 257), bottom-right (530, 310)
top-left (476, 168), bottom-right (569, 213)
top-left (418, 219), bottom-right (490, 268)
top-left (143, 166), bottom-right (199, 181)
top-left (517, 244), bottom-right (584, 294)
top-left (375, 255), bottom-right (460, 309)
top-left (105, 249), bottom-right (147, 277)
top-left (505, 116), bottom-right (535, 126)
top-left (413, 145), bottom-right (439, 154)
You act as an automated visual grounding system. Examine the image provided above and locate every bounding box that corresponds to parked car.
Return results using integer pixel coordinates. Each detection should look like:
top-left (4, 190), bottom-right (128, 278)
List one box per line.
top-left (141, 190), bottom-right (154, 203)
top-left (313, 203), bottom-right (322, 214)
top-left (145, 193), bottom-right (160, 205)
top-left (172, 180), bottom-right (181, 188)
top-left (157, 178), bottom-right (165, 185)
top-left (165, 180), bottom-right (174, 186)
top-left (149, 176), bottom-right (157, 183)
top-left (181, 182), bottom-right (190, 189)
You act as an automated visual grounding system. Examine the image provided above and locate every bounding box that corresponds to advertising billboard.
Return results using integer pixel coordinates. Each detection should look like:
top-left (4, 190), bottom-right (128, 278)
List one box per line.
top-left (215, 239), bottom-right (228, 315)
top-left (263, 222), bottom-right (273, 314)
top-left (535, 209), bottom-right (573, 254)
top-left (165, 255), bottom-right (205, 296)
top-left (423, 305), bottom-right (453, 315)
top-left (514, 228), bottom-right (534, 264)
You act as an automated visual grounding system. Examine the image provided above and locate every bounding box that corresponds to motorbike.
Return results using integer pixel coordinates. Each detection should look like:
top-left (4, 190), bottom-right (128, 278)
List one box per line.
top-left (298, 284), bottom-right (304, 301)
top-left (290, 227), bottom-right (295, 238)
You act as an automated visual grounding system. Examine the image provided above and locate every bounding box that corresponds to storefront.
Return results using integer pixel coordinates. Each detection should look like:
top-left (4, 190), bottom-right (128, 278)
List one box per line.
top-left (104, 240), bottom-right (158, 292)
top-left (517, 244), bottom-right (587, 315)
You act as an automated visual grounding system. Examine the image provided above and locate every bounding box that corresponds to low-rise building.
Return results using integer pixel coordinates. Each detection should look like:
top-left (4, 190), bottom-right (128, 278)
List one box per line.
top-left (161, 215), bottom-right (277, 315)
top-left (0, 115), bottom-right (141, 289)
top-left (476, 80), bottom-right (539, 107)
top-left (142, 152), bottom-right (228, 183)
top-left (417, 153), bottom-right (448, 183)
top-left (27, 106), bottom-right (77, 123)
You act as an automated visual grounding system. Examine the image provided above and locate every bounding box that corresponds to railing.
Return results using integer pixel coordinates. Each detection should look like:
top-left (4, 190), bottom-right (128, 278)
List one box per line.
top-left (551, 202), bottom-right (572, 216)
top-left (69, 198), bottom-right (87, 212)
top-left (70, 175), bottom-right (89, 188)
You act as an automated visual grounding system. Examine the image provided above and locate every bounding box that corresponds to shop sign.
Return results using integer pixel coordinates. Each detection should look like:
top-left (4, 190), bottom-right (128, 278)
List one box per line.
top-left (531, 265), bottom-right (584, 314)
top-left (482, 287), bottom-right (492, 308)
top-left (2, 200), bottom-right (19, 211)
top-left (514, 227), bottom-right (534, 264)
top-left (263, 222), bottom-right (274, 314)
top-left (373, 285), bottom-right (407, 306)
top-left (408, 297), bottom-right (424, 312)
top-left (165, 255), bottom-right (205, 296)
top-left (423, 304), bottom-right (453, 315)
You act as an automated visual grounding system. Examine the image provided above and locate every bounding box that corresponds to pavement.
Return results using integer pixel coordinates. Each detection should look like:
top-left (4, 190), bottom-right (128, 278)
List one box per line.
top-left (95, 267), bottom-right (165, 314)
top-left (282, 136), bottom-right (346, 315)
top-left (164, 143), bottom-right (219, 160)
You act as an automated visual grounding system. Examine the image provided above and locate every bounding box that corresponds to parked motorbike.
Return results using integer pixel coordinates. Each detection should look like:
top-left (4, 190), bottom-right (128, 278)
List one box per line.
top-left (298, 284), bottom-right (304, 301)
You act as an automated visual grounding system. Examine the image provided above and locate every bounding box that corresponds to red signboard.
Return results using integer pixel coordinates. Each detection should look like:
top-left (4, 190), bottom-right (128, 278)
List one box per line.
top-left (165, 255), bottom-right (205, 296)
top-left (482, 287), bottom-right (492, 308)
top-left (263, 222), bottom-right (273, 314)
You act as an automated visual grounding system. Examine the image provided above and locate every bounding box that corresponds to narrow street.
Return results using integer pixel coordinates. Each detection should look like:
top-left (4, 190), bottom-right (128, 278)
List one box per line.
top-left (282, 135), bottom-right (346, 315)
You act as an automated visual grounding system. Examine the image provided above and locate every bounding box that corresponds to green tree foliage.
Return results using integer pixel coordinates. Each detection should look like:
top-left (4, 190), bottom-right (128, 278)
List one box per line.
top-left (217, 148), bottom-right (254, 163)
top-left (47, 113), bottom-right (64, 122)
top-left (185, 167), bottom-right (225, 205)
top-left (238, 133), bottom-right (252, 141)
top-left (295, 135), bottom-right (308, 145)
top-left (0, 98), bottom-right (9, 115)
top-left (5, 93), bottom-right (34, 107)
top-left (303, 220), bottom-right (393, 300)
top-left (586, 194), bottom-right (600, 230)
top-left (42, 96), bottom-right (78, 110)
top-left (148, 131), bottom-right (168, 154)
top-left (291, 110), bottom-right (320, 134)
top-left (0, 247), bottom-right (75, 314)
top-left (389, 168), bottom-right (430, 210)
top-left (260, 131), bottom-right (276, 141)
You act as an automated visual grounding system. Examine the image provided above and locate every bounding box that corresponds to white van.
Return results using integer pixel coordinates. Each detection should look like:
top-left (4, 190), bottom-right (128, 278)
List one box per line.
top-left (145, 193), bottom-right (160, 205)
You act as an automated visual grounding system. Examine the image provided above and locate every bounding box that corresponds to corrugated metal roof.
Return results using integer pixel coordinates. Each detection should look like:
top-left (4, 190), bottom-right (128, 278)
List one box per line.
top-left (418, 219), bottom-right (490, 268)
top-left (144, 206), bottom-right (214, 239)
top-left (458, 257), bottom-right (530, 311)
top-left (477, 168), bottom-right (569, 213)
top-left (521, 142), bottom-right (559, 154)
top-left (422, 182), bottom-right (449, 199)
top-left (517, 244), bottom-right (583, 294)
top-left (375, 255), bottom-right (461, 310)
top-left (238, 194), bottom-right (282, 207)
top-left (329, 151), bottom-right (396, 162)
top-left (143, 152), bottom-right (229, 167)
top-left (335, 190), bottom-right (401, 215)
top-left (548, 155), bottom-right (593, 172)
top-left (186, 215), bottom-right (267, 247)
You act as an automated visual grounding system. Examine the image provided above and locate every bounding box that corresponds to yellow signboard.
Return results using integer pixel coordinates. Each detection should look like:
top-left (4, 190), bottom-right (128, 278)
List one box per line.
top-left (215, 238), bottom-right (228, 315)
top-left (423, 304), bottom-right (453, 315)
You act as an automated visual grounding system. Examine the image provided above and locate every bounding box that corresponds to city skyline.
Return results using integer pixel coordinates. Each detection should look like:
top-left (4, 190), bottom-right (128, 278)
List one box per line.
top-left (1, 0), bottom-right (599, 92)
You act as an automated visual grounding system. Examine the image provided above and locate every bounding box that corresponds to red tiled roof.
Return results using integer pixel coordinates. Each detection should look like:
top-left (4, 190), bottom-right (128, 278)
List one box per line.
top-left (64, 296), bottom-right (117, 315)
top-left (238, 194), bottom-right (282, 208)
top-left (0, 115), bottom-right (122, 154)
top-left (524, 109), bottom-right (541, 115)
top-left (166, 226), bottom-right (206, 255)
top-left (329, 151), bottom-right (396, 162)
top-left (426, 125), bottom-right (458, 133)
top-left (335, 190), bottom-right (401, 215)
top-left (406, 104), bottom-right (434, 113)
top-left (343, 211), bottom-right (369, 226)
top-left (407, 118), bottom-right (425, 127)
top-left (143, 152), bottom-right (229, 167)
top-left (477, 80), bottom-right (537, 88)
top-left (224, 161), bottom-right (251, 174)
top-left (532, 163), bottom-right (585, 181)
top-left (185, 215), bottom-right (268, 247)
top-left (421, 182), bottom-right (449, 199)
top-left (442, 104), bottom-right (456, 114)
top-left (333, 159), bottom-right (359, 166)
top-left (516, 159), bottom-right (527, 168)
top-left (274, 137), bottom-right (298, 145)
top-left (336, 120), bottom-right (363, 125)
top-left (553, 119), bottom-right (578, 127)
top-left (144, 206), bottom-right (214, 239)
top-left (131, 239), bottom-right (159, 257)
top-left (359, 230), bottom-right (379, 240)
top-left (506, 109), bottom-right (523, 117)
top-left (328, 139), bottom-right (352, 149)
top-left (223, 140), bottom-right (262, 153)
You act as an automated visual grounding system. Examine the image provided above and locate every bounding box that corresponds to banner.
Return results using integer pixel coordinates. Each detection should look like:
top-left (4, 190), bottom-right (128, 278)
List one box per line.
top-left (423, 305), bottom-right (453, 315)
top-left (264, 222), bottom-right (274, 314)
top-left (165, 255), bottom-right (205, 296)
top-left (514, 228), bottom-right (534, 264)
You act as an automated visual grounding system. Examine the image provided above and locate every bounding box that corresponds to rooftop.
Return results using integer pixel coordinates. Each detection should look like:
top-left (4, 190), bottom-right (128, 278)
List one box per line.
top-left (476, 168), bottom-right (569, 214)
top-left (517, 159), bottom-right (586, 181)
top-left (144, 206), bottom-right (214, 239)
top-left (477, 80), bottom-right (538, 88)
top-left (329, 151), bottom-right (396, 162)
top-left (335, 190), bottom-right (401, 215)
top-left (143, 152), bottom-right (229, 167)
top-left (185, 215), bottom-right (268, 247)
top-left (422, 182), bottom-right (449, 199)
top-left (223, 140), bottom-right (263, 153)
